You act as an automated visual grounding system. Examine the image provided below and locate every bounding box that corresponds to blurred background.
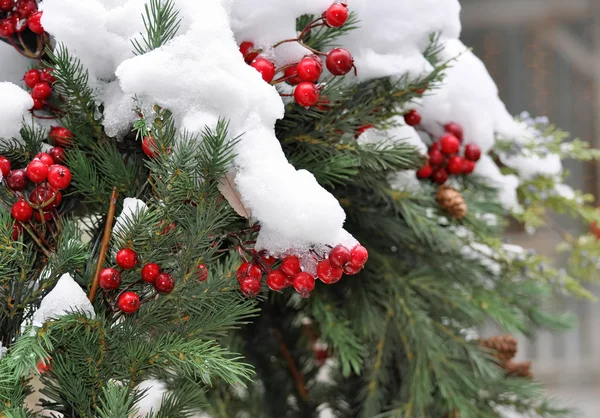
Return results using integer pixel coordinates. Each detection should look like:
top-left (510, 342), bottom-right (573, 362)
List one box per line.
top-left (460, 0), bottom-right (600, 415)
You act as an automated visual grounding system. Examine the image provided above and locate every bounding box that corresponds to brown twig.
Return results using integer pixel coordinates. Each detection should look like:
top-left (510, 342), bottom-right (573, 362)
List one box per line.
top-left (272, 327), bottom-right (309, 402)
top-left (88, 187), bottom-right (119, 303)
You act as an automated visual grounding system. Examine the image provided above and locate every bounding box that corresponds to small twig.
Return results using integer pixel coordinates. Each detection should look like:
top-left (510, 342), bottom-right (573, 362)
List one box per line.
top-left (88, 187), bottom-right (119, 303)
top-left (272, 327), bottom-right (309, 402)
top-left (21, 223), bottom-right (51, 258)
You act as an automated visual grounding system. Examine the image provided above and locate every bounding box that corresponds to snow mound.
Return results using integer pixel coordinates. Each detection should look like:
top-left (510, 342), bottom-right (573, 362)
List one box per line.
top-left (31, 273), bottom-right (95, 327)
top-left (113, 197), bottom-right (147, 238)
top-left (0, 82), bottom-right (33, 139)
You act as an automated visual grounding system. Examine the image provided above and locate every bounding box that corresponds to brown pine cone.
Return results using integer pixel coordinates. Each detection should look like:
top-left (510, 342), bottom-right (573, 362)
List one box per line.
top-left (505, 360), bottom-right (533, 378)
top-left (436, 185), bottom-right (467, 220)
top-left (480, 335), bottom-right (518, 363)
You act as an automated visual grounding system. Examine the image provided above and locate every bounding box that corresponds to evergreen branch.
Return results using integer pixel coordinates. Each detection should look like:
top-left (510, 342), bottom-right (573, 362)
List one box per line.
top-left (132, 0), bottom-right (181, 55)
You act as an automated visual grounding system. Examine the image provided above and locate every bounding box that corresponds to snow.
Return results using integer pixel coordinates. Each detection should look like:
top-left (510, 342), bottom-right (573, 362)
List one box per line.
top-left (113, 197), bottom-right (147, 238)
top-left (0, 82), bottom-right (33, 139)
top-left (0, 42), bottom-right (34, 85)
top-left (473, 156), bottom-right (521, 212)
top-left (31, 273), bottom-right (95, 328)
top-left (132, 379), bottom-right (168, 417)
top-left (336, 0), bottom-right (462, 81)
top-left (0, 342), bottom-right (6, 359)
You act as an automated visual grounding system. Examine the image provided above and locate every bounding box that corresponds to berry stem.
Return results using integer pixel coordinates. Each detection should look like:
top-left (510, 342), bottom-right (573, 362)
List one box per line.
top-left (17, 32), bottom-right (40, 58)
top-left (88, 187), bottom-right (119, 303)
top-left (297, 17), bottom-right (325, 41)
top-left (21, 223), bottom-right (52, 258)
top-left (272, 327), bottom-right (309, 402)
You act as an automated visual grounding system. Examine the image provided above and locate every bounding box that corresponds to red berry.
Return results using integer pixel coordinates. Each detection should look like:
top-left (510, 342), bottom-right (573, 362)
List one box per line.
top-left (447, 156), bottom-right (464, 175)
top-left (116, 248), bottom-right (138, 270)
top-left (49, 127), bottom-right (74, 147)
top-left (293, 272), bottom-right (315, 298)
top-left (31, 82), bottom-right (52, 100)
top-left (49, 147), bottom-right (66, 164)
top-left (296, 56), bottom-right (323, 83)
top-left (39, 68), bottom-right (55, 84)
top-left (0, 0), bottom-right (14, 12)
top-left (239, 41), bottom-right (258, 64)
top-left (197, 263), bottom-right (208, 282)
top-left (284, 65), bottom-right (302, 85)
top-left (154, 272), bottom-right (175, 294)
top-left (0, 18), bottom-right (15, 37)
top-left (11, 200), bottom-right (33, 222)
top-left (31, 99), bottom-right (44, 110)
top-left (429, 142), bottom-right (442, 153)
top-left (349, 244), bottom-right (368, 267)
top-left (462, 160), bottom-right (476, 174)
top-left (355, 124), bottom-right (373, 138)
top-left (47, 164), bottom-right (72, 190)
top-left (99, 267), bottom-right (121, 291)
top-left (240, 276), bottom-right (261, 297)
top-left (26, 159), bottom-right (49, 183)
top-left (37, 359), bottom-right (51, 374)
top-left (23, 69), bottom-right (40, 88)
top-left (325, 48), bottom-right (354, 76)
top-left (260, 253), bottom-right (277, 266)
top-left (428, 149), bottom-right (445, 166)
top-left (294, 82), bottom-right (320, 107)
top-left (33, 210), bottom-right (53, 222)
top-left (0, 156), bottom-right (10, 177)
top-left (266, 269), bottom-right (288, 291)
top-left (236, 262), bottom-right (262, 283)
top-left (141, 263), bottom-right (161, 284)
top-left (281, 255), bottom-right (301, 277)
top-left (30, 184), bottom-right (61, 209)
top-left (142, 135), bottom-right (159, 158)
top-left (444, 122), bottom-right (464, 142)
top-left (416, 165), bottom-right (433, 179)
top-left (316, 259), bottom-right (343, 284)
top-left (11, 14), bottom-right (26, 33)
top-left (329, 245), bottom-right (350, 268)
top-left (432, 168), bottom-right (449, 184)
top-left (27, 11), bottom-right (43, 34)
top-left (404, 110), bottom-right (421, 126)
top-left (343, 263), bottom-right (362, 275)
top-left (439, 133), bottom-right (460, 155)
top-left (16, 0), bottom-right (36, 17)
top-left (118, 291), bottom-right (140, 314)
top-left (464, 143), bottom-right (481, 162)
top-left (324, 3), bottom-right (349, 27)
top-left (6, 169), bottom-right (27, 191)
top-left (35, 152), bottom-right (54, 166)
top-left (250, 57), bottom-right (276, 83)
top-left (12, 222), bottom-right (22, 240)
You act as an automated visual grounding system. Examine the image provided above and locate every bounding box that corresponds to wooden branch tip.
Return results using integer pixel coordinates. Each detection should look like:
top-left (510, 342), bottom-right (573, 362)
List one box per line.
top-left (88, 187), bottom-right (119, 303)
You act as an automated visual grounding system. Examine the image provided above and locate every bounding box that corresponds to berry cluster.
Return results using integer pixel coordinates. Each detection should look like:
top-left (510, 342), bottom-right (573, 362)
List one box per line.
top-left (23, 67), bottom-right (56, 112)
top-left (403, 111), bottom-right (482, 184)
top-left (239, 2), bottom-right (355, 108)
top-left (99, 247), bottom-right (209, 314)
top-left (3, 141), bottom-right (71, 228)
top-left (236, 244), bottom-right (368, 299)
top-left (0, 0), bottom-right (43, 40)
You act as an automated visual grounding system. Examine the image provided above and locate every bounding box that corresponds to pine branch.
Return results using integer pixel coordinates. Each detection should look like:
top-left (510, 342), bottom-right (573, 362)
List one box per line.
top-left (132, 0), bottom-right (181, 55)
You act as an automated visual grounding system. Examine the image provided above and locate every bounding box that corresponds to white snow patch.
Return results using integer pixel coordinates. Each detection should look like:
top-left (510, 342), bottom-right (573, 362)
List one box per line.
top-left (31, 273), bottom-right (95, 328)
top-left (132, 379), bottom-right (168, 417)
top-left (473, 155), bottom-right (521, 212)
top-left (0, 82), bottom-right (33, 139)
top-left (113, 197), bottom-right (148, 238)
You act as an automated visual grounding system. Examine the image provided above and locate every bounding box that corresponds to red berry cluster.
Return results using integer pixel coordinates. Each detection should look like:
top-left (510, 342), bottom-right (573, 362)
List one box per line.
top-left (239, 2), bottom-right (355, 108)
top-left (99, 247), bottom-right (209, 314)
top-left (0, 0), bottom-right (43, 39)
top-left (236, 244), bottom-right (368, 299)
top-left (23, 67), bottom-right (56, 111)
top-left (403, 112), bottom-right (482, 184)
top-left (3, 144), bottom-right (71, 226)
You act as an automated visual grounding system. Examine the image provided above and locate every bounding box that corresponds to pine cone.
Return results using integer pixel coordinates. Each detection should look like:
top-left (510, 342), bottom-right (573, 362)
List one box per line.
top-left (480, 335), bottom-right (518, 363)
top-left (436, 185), bottom-right (467, 220)
top-left (445, 410), bottom-right (461, 418)
top-left (505, 360), bottom-right (533, 378)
